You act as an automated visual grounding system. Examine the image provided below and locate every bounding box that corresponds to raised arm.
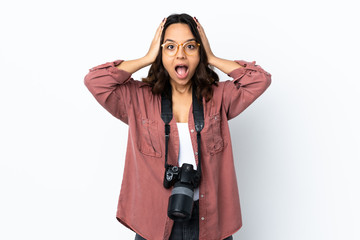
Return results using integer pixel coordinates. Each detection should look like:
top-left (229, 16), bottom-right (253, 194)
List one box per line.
top-left (194, 17), bottom-right (243, 74)
top-left (84, 18), bottom-right (167, 123)
top-left (116, 18), bottom-right (167, 73)
top-left (194, 17), bottom-right (271, 120)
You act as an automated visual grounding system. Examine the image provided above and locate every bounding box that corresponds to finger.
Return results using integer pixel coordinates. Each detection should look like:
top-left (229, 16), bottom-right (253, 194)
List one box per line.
top-left (193, 17), bottom-right (201, 29)
top-left (194, 16), bottom-right (199, 24)
top-left (154, 20), bottom-right (164, 39)
top-left (162, 17), bottom-right (167, 27)
top-left (156, 18), bottom-right (167, 36)
top-left (159, 18), bottom-right (166, 30)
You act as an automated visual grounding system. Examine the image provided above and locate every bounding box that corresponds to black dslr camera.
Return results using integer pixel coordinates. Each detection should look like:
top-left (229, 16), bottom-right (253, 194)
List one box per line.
top-left (163, 163), bottom-right (200, 221)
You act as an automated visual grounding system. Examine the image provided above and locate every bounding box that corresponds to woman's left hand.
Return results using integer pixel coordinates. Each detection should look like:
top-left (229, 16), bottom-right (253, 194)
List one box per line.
top-left (194, 17), bottom-right (216, 64)
top-left (194, 17), bottom-right (243, 74)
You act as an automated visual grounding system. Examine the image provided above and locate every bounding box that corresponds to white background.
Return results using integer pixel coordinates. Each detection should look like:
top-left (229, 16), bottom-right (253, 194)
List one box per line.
top-left (1, 0), bottom-right (359, 239)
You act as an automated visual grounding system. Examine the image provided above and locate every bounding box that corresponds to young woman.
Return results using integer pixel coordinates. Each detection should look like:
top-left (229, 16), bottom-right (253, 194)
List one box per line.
top-left (84, 13), bottom-right (271, 240)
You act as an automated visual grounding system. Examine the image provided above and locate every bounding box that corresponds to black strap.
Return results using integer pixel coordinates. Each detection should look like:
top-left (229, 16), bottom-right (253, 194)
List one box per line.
top-left (161, 90), bottom-right (172, 169)
top-left (192, 87), bottom-right (204, 181)
top-left (161, 86), bottom-right (204, 181)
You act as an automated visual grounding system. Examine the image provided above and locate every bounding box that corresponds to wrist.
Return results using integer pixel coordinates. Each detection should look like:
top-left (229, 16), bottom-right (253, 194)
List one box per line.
top-left (207, 54), bottom-right (217, 66)
top-left (116, 56), bottom-right (153, 74)
top-left (143, 54), bottom-right (156, 66)
top-left (207, 57), bottom-right (243, 75)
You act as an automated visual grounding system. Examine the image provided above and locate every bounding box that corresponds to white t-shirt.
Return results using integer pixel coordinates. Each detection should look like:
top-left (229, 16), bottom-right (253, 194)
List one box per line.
top-left (176, 122), bottom-right (199, 201)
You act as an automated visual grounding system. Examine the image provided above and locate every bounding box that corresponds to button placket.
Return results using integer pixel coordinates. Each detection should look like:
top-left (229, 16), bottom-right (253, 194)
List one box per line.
top-left (199, 193), bottom-right (205, 222)
top-left (189, 125), bottom-right (198, 162)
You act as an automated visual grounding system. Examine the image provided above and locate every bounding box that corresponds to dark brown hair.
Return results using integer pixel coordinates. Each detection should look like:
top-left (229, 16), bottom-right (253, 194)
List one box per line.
top-left (142, 13), bottom-right (219, 102)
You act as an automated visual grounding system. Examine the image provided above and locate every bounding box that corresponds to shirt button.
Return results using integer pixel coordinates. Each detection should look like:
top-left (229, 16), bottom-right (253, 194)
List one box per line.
top-left (201, 194), bottom-right (204, 198)
top-left (195, 152), bottom-right (198, 155)
top-left (201, 217), bottom-right (205, 221)
top-left (190, 129), bottom-right (194, 133)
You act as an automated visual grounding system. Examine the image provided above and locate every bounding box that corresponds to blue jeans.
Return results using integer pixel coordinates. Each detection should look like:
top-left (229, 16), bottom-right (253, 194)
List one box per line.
top-left (134, 201), bottom-right (233, 240)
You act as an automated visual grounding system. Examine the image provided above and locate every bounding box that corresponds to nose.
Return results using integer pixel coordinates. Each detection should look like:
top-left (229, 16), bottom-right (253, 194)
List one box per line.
top-left (176, 45), bottom-right (186, 58)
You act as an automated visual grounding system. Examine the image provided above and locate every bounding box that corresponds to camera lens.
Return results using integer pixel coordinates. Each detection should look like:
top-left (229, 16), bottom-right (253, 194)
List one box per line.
top-left (167, 181), bottom-right (194, 221)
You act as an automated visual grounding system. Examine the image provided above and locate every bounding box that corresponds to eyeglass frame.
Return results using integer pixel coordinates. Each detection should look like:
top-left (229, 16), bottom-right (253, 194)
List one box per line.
top-left (161, 40), bottom-right (201, 56)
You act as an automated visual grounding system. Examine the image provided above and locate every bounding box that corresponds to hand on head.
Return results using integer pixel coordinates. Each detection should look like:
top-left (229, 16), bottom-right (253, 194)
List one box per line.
top-left (192, 17), bottom-right (215, 63)
top-left (145, 18), bottom-right (167, 63)
top-left (146, 16), bottom-right (215, 64)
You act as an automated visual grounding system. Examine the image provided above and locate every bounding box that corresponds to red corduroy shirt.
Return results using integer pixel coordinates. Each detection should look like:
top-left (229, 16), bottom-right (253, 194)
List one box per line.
top-left (84, 59), bottom-right (271, 240)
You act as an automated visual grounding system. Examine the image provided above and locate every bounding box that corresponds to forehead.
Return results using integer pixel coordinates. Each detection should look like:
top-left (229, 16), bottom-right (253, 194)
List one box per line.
top-left (163, 23), bottom-right (195, 42)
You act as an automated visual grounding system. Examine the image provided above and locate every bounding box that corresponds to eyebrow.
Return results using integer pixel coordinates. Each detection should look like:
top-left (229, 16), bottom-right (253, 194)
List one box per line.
top-left (164, 38), bottom-right (196, 43)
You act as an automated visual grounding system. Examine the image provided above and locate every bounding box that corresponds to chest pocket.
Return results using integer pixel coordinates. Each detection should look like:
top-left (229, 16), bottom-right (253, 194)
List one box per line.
top-left (205, 113), bottom-right (225, 155)
top-left (137, 118), bottom-right (162, 158)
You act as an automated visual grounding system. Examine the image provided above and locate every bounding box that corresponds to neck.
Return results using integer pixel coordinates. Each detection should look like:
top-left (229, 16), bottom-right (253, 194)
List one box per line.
top-left (170, 80), bottom-right (192, 96)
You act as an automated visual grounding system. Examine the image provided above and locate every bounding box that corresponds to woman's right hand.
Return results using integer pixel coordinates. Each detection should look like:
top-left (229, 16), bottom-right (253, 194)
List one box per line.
top-left (145, 18), bottom-right (167, 63)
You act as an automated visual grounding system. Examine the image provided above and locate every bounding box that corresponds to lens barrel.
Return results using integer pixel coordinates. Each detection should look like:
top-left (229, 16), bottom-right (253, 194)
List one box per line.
top-left (167, 181), bottom-right (194, 221)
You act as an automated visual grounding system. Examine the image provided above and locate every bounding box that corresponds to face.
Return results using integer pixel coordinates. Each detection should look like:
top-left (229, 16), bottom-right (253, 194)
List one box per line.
top-left (162, 23), bottom-right (200, 89)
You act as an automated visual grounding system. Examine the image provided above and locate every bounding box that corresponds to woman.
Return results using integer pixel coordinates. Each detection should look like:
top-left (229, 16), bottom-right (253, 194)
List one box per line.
top-left (84, 13), bottom-right (271, 240)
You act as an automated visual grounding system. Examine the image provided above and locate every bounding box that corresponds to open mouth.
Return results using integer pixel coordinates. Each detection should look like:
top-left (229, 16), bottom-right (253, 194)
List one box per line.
top-left (175, 65), bottom-right (189, 79)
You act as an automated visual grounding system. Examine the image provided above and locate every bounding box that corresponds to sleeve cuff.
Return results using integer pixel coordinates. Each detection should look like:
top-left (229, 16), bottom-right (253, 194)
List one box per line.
top-left (228, 60), bottom-right (269, 79)
top-left (90, 59), bottom-right (132, 78)
top-left (88, 60), bottom-right (132, 83)
top-left (89, 60), bottom-right (124, 71)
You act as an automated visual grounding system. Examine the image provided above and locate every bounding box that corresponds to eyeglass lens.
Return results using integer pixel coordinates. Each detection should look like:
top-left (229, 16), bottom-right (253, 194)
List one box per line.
top-left (163, 41), bottom-right (199, 56)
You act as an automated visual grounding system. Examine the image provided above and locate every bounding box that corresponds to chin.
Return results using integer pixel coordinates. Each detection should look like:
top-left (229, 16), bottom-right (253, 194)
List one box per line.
top-left (170, 75), bottom-right (192, 86)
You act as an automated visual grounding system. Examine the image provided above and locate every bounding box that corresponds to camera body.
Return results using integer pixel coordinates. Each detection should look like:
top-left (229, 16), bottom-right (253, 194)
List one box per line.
top-left (163, 165), bottom-right (180, 189)
top-left (163, 163), bottom-right (200, 221)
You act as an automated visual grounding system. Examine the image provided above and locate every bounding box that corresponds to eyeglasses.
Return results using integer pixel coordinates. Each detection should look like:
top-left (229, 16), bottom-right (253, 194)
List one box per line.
top-left (161, 40), bottom-right (200, 56)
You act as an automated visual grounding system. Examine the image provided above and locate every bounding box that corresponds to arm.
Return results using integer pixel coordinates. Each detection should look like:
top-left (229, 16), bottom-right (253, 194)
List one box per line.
top-left (194, 17), bottom-right (243, 74)
top-left (208, 57), bottom-right (243, 75)
top-left (116, 18), bottom-right (167, 74)
top-left (224, 61), bottom-right (271, 120)
top-left (84, 60), bottom-right (132, 123)
top-left (84, 18), bottom-right (167, 122)
top-left (116, 57), bottom-right (153, 74)
top-left (194, 17), bottom-right (271, 120)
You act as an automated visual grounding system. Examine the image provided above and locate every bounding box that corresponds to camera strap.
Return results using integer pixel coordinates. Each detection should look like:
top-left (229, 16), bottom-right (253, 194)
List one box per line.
top-left (161, 85), bottom-right (204, 180)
